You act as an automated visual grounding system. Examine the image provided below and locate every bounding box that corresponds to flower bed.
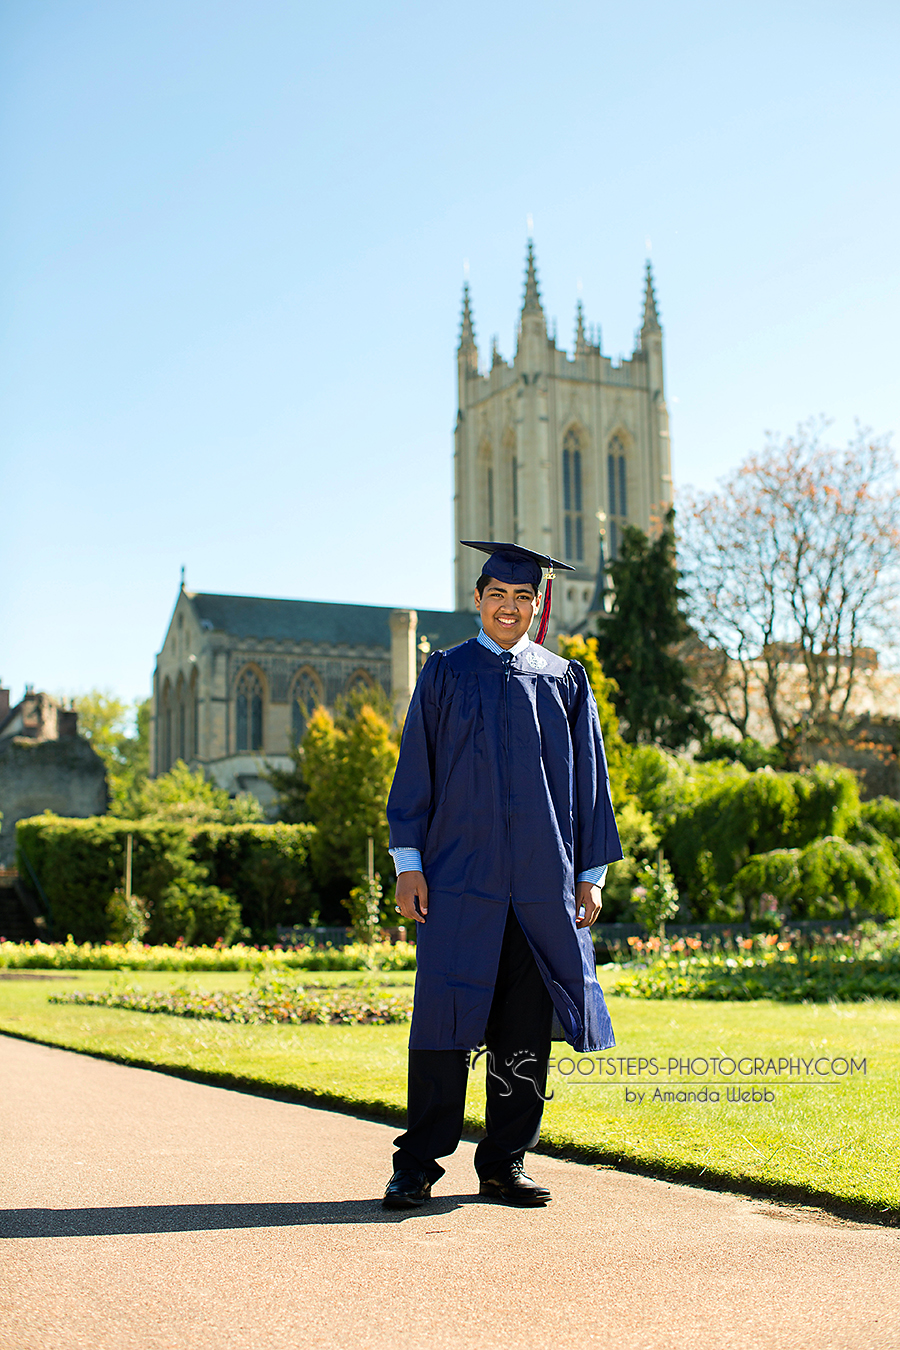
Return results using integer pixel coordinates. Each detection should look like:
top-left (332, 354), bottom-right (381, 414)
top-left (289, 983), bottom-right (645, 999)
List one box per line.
top-left (613, 923), bottom-right (900, 1002)
top-left (49, 976), bottom-right (413, 1025)
top-left (0, 937), bottom-right (417, 973)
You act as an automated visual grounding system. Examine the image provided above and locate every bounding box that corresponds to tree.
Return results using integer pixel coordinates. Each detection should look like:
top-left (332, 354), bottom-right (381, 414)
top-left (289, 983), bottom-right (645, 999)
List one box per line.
top-left (136, 761), bottom-right (262, 823)
top-left (593, 508), bottom-right (707, 748)
top-left (273, 689), bottom-right (400, 916)
top-left (679, 423), bottom-right (900, 751)
top-left (73, 691), bottom-right (151, 815)
top-left (556, 633), bottom-right (630, 807)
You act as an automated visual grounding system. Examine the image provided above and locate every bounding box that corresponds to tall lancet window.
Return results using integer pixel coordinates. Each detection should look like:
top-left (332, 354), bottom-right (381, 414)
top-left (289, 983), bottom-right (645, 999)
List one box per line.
top-left (502, 426), bottom-right (517, 542)
top-left (512, 458), bottom-right (520, 542)
top-left (191, 668), bottom-right (200, 758)
top-left (291, 668), bottom-right (323, 745)
top-left (160, 678), bottom-right (172, 773)
top-left (479, 440), bottom-right (494, 540)
top-left (607, 435), bottom-right (628, 559)
top-left (235, 667), bottom-right (264, 752)
top-left (562, 428), bottom-right (584, 561)
top-left (176, 673), bottom-right (186, 761)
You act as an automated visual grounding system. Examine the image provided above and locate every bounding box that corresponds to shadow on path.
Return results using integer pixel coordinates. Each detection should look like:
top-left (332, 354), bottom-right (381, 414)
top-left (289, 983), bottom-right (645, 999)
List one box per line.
top-left (1, 1196), bottom-right (478, 1239)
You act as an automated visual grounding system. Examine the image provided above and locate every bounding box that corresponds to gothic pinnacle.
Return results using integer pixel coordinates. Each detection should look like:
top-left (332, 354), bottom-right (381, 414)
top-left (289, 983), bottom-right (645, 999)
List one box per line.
top-left (521, 239), bottom-right (543, 315)
top-left (575, 299), bottom-right (587, 354)
top-left (459, 282), bottom-right (476, 349)
top-left (642, 261), bottom-right (661, 332)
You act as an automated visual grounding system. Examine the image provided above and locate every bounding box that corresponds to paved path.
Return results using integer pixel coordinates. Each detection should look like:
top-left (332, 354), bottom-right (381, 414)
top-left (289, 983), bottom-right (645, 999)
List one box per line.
top-left (1, 1035), bottom-right (898, 1350)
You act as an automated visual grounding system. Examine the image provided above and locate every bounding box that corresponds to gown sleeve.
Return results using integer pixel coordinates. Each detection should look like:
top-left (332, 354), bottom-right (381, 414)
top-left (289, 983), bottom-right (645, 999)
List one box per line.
top-left (386, 650), bottom-right (444, 854)
top-left (568, 660), bottom-right (624, 874)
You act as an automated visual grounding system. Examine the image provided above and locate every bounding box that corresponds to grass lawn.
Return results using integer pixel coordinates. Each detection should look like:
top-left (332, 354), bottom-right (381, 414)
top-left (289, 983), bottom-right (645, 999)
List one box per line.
top-left (1, 967), bottom-right (897, 1219)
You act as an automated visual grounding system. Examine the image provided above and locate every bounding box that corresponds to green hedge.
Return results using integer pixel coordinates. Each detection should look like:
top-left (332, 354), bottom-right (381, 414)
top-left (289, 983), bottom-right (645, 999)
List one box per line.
top-left (630, 753), bottom-right (869, 922)
top-left (733, 836), bottom-right (900, 922)
top-left (15, 815), bottom-right (316, 944)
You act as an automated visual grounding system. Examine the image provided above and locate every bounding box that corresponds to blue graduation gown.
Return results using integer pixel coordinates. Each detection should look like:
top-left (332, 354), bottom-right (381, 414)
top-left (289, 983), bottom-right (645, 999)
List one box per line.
top-left (387, 637), bottom-right (622, 1054)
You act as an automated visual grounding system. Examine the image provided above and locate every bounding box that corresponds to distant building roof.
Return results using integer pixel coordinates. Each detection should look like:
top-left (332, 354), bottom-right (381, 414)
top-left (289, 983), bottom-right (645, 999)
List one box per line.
top-left (186, 592), bottom-right (478, 651)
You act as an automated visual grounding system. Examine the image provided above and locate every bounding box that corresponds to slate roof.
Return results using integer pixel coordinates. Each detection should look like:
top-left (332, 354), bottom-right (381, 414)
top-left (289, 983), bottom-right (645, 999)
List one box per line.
top-left (186, 593), bottom-right (478, 652)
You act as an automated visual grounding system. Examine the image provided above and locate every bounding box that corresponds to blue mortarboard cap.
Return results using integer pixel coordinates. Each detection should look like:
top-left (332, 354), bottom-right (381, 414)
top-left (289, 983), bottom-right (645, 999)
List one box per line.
top-left (461, 541), bottom-right (574, 645)
top-left (461, 541), bottom-right (574, 589)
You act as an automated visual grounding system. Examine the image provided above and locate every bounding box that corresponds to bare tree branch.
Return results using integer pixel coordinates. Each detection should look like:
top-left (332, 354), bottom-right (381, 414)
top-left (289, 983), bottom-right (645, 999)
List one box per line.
top-left (678, 422), bottom-right (900, 748)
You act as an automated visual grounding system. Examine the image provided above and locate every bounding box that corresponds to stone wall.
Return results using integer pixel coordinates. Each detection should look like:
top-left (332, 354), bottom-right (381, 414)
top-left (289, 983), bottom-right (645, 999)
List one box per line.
top-left (0, 737), bottom-right (108, 866)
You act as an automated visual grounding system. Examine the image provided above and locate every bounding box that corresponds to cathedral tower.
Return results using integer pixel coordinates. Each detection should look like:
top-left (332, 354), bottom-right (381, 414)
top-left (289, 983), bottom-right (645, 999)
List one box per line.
top-left (453, 244), bottom-right (673, 633)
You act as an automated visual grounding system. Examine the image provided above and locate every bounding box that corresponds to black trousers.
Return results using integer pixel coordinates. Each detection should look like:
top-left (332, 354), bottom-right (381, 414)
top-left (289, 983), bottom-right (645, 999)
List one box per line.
top-left (393, 907), bottom-right (554, 1183)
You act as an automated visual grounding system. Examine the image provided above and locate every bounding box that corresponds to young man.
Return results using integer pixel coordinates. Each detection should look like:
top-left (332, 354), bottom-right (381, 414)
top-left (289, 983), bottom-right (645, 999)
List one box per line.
top-left (383, 541), bottom-right (622, 1210)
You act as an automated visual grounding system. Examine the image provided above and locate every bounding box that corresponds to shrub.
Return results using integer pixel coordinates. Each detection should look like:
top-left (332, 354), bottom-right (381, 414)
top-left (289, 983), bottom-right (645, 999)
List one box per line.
top-left (633, 761), bottom-right (862, 922)
top-left (732, 836), bottom-right (900, 922)
top-left (105, 889), bottom-right (150, 943)
top-left (630, 856), bottom-right (681, 936)
top-left (600, 799), bottom-right (661, 922)
top-left (189, 823), bottom-right (316, 938)
top-left (15, 815), bottom-right (316, 943)
top-left (859, 797), bottom-right (900, 865)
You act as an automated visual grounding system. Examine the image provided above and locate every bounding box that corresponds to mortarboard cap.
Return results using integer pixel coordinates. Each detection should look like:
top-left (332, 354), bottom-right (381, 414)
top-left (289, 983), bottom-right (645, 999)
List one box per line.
top-left (461, 541), bottom-right (574, 645)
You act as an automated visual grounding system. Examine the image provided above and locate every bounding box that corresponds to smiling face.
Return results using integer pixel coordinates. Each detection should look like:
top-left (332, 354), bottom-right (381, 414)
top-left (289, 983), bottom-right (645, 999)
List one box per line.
top-left (474, 577), bottom-right (541, 649)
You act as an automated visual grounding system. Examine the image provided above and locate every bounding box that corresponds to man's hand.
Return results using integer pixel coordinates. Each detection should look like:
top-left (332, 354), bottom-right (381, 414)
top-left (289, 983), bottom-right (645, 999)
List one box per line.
top-left (396, 870), bottom-right (429, 924)
top-left (575, 880), bottom-right (603, 929)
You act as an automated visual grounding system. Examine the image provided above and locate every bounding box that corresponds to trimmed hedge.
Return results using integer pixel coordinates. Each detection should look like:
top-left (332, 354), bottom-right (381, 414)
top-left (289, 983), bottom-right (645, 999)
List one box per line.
top-left (15, 815), bottom-right (316, 944)
top-left (630, 753), bottom-right (873, 922)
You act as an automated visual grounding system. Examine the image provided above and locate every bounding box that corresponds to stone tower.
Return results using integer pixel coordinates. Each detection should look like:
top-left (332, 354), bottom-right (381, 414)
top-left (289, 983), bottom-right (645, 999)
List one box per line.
top-left (453, 243), bottom-right (673, 633)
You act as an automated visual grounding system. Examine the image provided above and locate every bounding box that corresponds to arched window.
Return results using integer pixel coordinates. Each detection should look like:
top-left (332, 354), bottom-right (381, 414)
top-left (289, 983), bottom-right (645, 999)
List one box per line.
top-left (290, 667), bottom-right (323, 744)
top-left (160, 678), bottom-right (172, 773)
top-left (176, 673), bottom-right (186, 762)
top-left (191, 668), bottom-right (199, 758)
top-left (502, 426), bottom-right (517, 541)
top-left (512, 460), bottom-right (521, 542)
top-left (478, 439), bottom-right (494, 540)
top-left (345, 669), bottom-right (375, 698)
top-left (562, 428), bottom-right (584, 562)
top-left (235, 667), bottom-right (264, 752)
top-left (607, 435), bottom-right (628, 559)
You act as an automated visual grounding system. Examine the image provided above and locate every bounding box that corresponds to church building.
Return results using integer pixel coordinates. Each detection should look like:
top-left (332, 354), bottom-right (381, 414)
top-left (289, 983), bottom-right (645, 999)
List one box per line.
top-left (151, 243), bottom-right (674, 801)
top-left (454, 243), bottom-right (673, 631)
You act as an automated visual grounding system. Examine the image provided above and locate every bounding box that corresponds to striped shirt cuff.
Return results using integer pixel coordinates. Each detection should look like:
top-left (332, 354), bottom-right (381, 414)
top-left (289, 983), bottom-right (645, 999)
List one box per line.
top-left (577, 865), bottom-right (608, 886)
top-left (390, 847), bottom-right (423, 876)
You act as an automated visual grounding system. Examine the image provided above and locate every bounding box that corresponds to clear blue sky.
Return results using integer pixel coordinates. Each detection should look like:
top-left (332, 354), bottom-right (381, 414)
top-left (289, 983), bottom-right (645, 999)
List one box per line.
top-left (2, 0), bottom-right (898, 707)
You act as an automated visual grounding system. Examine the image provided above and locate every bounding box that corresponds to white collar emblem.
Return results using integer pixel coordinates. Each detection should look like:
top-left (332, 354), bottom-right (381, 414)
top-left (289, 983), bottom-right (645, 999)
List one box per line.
top-left (525, 649), bottom-right (548, 670)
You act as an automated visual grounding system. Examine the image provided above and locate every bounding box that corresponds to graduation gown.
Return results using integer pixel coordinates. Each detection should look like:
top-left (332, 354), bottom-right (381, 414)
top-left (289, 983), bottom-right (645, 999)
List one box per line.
top-left (387, 637), bottom-right (623, 1054)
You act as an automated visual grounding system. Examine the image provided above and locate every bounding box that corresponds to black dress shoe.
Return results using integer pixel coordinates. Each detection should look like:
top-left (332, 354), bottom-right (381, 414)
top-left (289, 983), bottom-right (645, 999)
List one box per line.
top-left (479, 1159), bottom-right (551, 1206)
top-left (382, 1169), bottom-right (433, 1209)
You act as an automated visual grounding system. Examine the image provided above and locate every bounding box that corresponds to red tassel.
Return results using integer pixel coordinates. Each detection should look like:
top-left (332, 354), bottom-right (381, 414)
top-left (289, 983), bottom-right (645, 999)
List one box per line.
top-left (535, 570), bottom-right (553, 646)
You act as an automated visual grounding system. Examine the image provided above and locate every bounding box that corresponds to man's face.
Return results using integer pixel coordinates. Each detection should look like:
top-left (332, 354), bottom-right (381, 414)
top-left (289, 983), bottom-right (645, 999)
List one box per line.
top-left (474, 578), bottom-right (541, 649)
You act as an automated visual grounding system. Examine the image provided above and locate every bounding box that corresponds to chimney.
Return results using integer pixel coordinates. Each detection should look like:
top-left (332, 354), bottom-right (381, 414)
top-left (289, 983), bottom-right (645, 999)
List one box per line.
top-left (390, 610), bottom-right (418, 724)
top-left (58, 709), bottom-right (79, 739)
top-left (0, 687), bottom-right (9, 721)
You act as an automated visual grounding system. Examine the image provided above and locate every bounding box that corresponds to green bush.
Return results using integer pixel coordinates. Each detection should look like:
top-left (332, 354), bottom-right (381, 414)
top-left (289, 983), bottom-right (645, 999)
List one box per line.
top-left (631, 759), bottom-right (862, 922)
top-left (15, 815), bottom-right (316, 943)
top-left (631, 856), bottom-right (681, 935)
top-left (189, 822), bottom-right (316, 938)
top-left (859, 797), bottom-right (900, 865)
top-left (734, 836), bottom-right (900, 922)
top-left (598, 799), bottom-right (660, 922)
